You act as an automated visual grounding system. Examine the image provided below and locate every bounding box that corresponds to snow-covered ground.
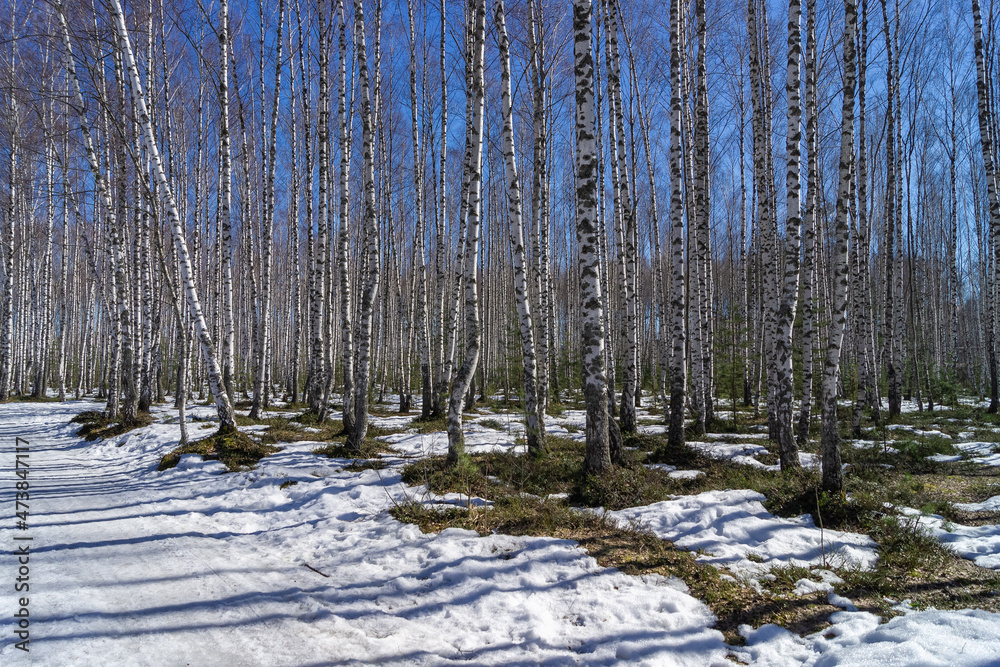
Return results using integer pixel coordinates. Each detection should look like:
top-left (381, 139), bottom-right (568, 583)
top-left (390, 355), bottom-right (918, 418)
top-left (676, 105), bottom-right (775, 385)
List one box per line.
top-left (2, 400), bottom-right (1000, 665)
top-left (603, 490), bottom-right (877, 577)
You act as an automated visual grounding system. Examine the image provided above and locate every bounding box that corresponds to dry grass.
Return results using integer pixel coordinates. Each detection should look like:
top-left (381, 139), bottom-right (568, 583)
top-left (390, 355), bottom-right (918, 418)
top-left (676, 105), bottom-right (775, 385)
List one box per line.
top-left (158, 427), bottom-right (281, 471)
top-left (71, 410), bottom-right (154, 441)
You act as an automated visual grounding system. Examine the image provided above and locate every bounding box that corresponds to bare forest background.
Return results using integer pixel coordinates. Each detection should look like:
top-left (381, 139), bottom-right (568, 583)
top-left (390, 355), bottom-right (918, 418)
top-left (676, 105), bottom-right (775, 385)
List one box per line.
top-left (2, 0), bottom-right (998, 491)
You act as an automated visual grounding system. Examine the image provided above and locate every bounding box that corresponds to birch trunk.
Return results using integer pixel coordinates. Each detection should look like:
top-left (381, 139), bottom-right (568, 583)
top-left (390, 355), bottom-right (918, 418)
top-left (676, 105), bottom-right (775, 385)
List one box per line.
top-left (604, 0), bottom-right (637, 435)
top-left (433, 0), bottom-right (448, 419)
top-left (774, 0), bottom-right (804, 468)
top-left (218, 0), bottom-right (235, 400)
top-left (335, 0), bottom-right (355, 431)
top-left (798, 0), bottom-right (818, 445)
top-left (0, 7), bottom-right (14, 400)
top-left (446, 0), bottom-right (485, 465)
top-left (973, 0), bottom-right (1000, 414)
top-left (881, 0), bottom-right (901, 419)
top-left (573, 0), bottom-right (613, 473)
top-left (250, 0), bottom-right (285, 420)
top-left (407, 0), bottom-right (433, 419)
top-left (667, 0), bottom-right (687, 450)
top-left (347, 0), bottom-right (382, 451)
top-left (496, 0), bottom-right (545, 455)
top-left (309, 0), bottom-right (330, 415)
top-left (820, 0), bottom-right (857, 493)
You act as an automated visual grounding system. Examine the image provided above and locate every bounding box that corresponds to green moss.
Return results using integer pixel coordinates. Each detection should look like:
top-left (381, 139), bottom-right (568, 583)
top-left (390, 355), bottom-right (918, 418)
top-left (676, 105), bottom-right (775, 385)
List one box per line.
top-left (313, 438), bottom-right (395, 459)
top-left (158, 426), bottom-right (281, 472)
top-left (410, 414), bottom-right (449, 433)
top-left (71, 410), bottom-right (154, 441)
top-left (573, 465), bottom-right (673, 509)
top-left (343, 459), bottom-right (389, 472)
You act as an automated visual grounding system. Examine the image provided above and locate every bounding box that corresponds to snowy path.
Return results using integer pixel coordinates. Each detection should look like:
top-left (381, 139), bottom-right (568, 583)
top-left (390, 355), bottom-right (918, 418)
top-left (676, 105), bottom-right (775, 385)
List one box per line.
top-left (0, 402), bottom-right (729, 666)
top-left (0, 402), bottom-right (356, 665)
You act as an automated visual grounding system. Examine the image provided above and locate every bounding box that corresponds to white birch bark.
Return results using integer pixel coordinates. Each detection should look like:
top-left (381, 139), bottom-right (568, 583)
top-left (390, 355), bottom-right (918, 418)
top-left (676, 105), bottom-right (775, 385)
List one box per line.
top-left (574, 0), bottom-right (612, 473)
top-left (0, 6), bottom-right (14, 400)
top-left (880, 0), bottom-right (901, 419)
top-left (309, 0), bottom-right (330, 415)
top-left (407, 0), bottom-right (433, 419)
top-left (249, 0), bottom-right (285, 420)
top-left (667, 0), bottom-right (687, 449)
top-left (773, 0), bottom-right (804, 468)
top-left (604, 0), bottom-right (637, 435)
top-left (820, 0), bottom-right (857, 492)
top-left (335, 0), bottom-right (355, 432)
top-left (974, 0), bottom-right (1000, 414)
top-left (218, 0), bottom-right (235, 400)
top-left (433, 0), bottom-right (449, 418)
top-left (347, 0), bottom-right (382, 451)
top-left (695, 0), bottom-right (714, 428)
top-left (798, 0), bottom-right (818, 445)
top-left (446, 0), bottom-right (486, 464)
top-left (496, 0), bottom-right (545, 455)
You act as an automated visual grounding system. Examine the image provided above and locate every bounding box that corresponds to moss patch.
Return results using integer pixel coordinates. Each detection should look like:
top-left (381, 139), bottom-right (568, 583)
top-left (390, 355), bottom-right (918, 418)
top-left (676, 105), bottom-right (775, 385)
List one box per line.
top-left (410, 414), bottom-right (450, 433)
top-left (234, 412), bottom-right (401, 446)
top-left (313, 438), bottom-right (396, 459)
top-left (158, 427), bottom-right (281, 472)
top-left (71, 410), bottom-right (154, 441)
top-left (343, 459), bottom-right (389, 472)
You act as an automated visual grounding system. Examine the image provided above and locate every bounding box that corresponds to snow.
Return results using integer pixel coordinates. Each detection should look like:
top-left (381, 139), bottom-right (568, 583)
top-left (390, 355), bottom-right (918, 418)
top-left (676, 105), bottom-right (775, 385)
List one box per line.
top-left (704, 432), bottom-right (771, 440)
top-left (0, 401), bottom-right (732, 666)
top-left (643, 463), bottom-right (706, 480)
top-left (690, 440), bottom-right (773, 468)
top-left (689, 440), bottom-right (820, 471)
top-left (897, 507), bottom-right (1000, 569)
top-left (794, 578), bottom-right (834, 596)
top-left (602, 490), bottom-right (878, 576)
top-left (886, 424), bottom-right (952, 439)
top-left (736, 609), bottom-right (1000, 666)
top-left (928, 453), bottom-right (964, 463)
top-left (952, 441), bottom-right (1000, 466)
top-left (955, 496), bottom-right (1000, 512)
top-left (4, 399), bottom-right (1000, 666)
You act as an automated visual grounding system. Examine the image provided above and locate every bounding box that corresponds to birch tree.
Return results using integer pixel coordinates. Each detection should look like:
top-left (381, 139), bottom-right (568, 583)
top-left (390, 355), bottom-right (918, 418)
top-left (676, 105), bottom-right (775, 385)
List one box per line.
top-left (496, 0), bottom-right (545, 455)
top-left (249, 0), bottom-right (285, 420)
top-left (406, 0), bottom-right (432, 419)
top-left (666, 0), bottom-right (687, 451)
top-left (773, 0), bottom-right (804, 468)
top-left (347, 0), bottom-right (382, 451)
top-left (574, 0), bottom-right (615, 473)
top-left (820, 0), bottom-right (857, 493)
top-left (446, 0), bottom-right (485, 465)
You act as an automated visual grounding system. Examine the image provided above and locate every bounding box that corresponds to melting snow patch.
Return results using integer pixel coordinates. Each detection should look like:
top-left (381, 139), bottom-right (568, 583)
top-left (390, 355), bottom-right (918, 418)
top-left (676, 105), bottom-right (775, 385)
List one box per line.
top-left (955, 495), bottom-right (1000, 513)
top-left (603, 489), bottom-right (878, 576)
top-left (690, 440), bottom-right (773, 469)
top-left (898, 506), bottom-right (1000, 569)
top-left (737, 608), bottom-right (1000, 666)
top-left (928, 453), bottom-right (963, 462)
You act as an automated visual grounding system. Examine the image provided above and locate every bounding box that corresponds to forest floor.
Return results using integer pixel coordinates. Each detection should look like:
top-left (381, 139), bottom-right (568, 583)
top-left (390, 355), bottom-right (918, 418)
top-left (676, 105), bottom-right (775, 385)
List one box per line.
top-left (2, 394), bottom-right (1000, 665)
